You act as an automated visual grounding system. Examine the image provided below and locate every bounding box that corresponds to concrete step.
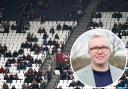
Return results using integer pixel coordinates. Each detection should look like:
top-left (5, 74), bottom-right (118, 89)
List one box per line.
top-left (64, 0), bottom-right (101, 52)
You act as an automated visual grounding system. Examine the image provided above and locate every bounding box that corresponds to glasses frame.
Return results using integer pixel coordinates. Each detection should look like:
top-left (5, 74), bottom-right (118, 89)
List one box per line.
top-left (89, 46), bottom-right (110, 53)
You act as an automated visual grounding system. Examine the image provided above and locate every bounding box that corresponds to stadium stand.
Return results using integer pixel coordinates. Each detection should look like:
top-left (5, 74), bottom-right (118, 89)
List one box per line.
top-left (0, 0), bottom-right (128, 89)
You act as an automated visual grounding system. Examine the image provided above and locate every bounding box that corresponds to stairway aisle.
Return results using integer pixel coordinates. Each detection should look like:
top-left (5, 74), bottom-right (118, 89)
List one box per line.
top-left (64, 0), bottom-right (101, 52)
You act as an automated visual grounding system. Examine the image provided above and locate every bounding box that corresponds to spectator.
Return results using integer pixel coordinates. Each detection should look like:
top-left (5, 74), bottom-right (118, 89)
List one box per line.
top-left (18, 48), bottom-right (24, 55)
top-left (48, 38), bottom-right (53, 46)
top-left (43, 32), bottom-right (48, 39)
top-left (43, 39), bottom-right (48, 45)
top-left (32, 35), bottom-right (38, 42)
top-left (98, 20), bottom-right (103, 27)
top-left (30, 80), bottom-right (39, 89)
top-left (5, 50), bottom-right (12, 58)
top-left (11, 85), bottom-right (16, 89)
top-left (13, 50), bottom-right (19, 57)
top-left (50, 26), bottom-right (55, 36)
top-left (56, 23), bottom-right (61, 30)
top-left (40, 80), bottom-right (47, 89)
top-left (22, 83), bottom-right (28, 89)
top-left (0, 66), bottom-right (5, 73)
top-left (2, 83), bottom-right (9, 89)
top-left (54, 33), bottom-right (59, 39)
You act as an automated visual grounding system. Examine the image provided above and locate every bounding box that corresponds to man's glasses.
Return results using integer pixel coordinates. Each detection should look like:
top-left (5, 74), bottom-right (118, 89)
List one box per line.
top-left (89, 46), bottom-right (110, 53)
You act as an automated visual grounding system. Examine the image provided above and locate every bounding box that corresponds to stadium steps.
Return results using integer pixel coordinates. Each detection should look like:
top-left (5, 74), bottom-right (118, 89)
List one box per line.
top-left (47, 75), bottom-right (59, 89)
top-left (39, 56), bottom-right (52, 73)
top-left (39, 55), bottom-right (59, 89)
top-left (63, 0), bottom-right (102, 52)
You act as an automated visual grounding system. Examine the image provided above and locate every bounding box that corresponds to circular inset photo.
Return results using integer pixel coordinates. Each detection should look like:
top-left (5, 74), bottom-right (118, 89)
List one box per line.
top-left (70, 29), bottom-right (127, 88)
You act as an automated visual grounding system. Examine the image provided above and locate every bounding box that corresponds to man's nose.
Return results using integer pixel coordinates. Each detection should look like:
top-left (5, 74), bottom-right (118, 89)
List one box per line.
top-left (97, 49), bottom-right (103, 54)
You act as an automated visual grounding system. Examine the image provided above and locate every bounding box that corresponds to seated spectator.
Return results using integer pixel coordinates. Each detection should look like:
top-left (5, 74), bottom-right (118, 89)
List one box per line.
top-left (0, 44), bottom-right (4, 54)
top-left (21, 42), bottom-right (25, 48)
top-left (54, 41), bottom-right (60, 49)
top-left (54, 33), bottom-right (59, 39)
top-left (26, 32), bottom-right (33, 42)
top-left (10, 57), bottom-right (16, 63)
top-left (4, 68), bottom-right (9, 73)
top-left (34, 47), bottom-right (40, 54)
top-left (11, 85), bottom-right (16, 89)
top-left (13, 50), bottom-right (19, 57)
top-left (117, 12), bottom-right (122, 21)
top-left (42, 27), bottom-right (46, 33)
top-left (5, 51), bottom-right (12, 58)
top-left (32, 35), bottom-right (38, 42)
top-left (112, 12), bottom-right (118, 18)
top-left (118, 22), bottom-right (123, 31)
top-left (11, 24), bottom-right (16, 30)
top-left (35, 58), bottom-right (42, 64)
top-left (38, 27), bottom-right (43, 33)
top-left (22, 83), bottom-right (28, 89)
top-left (112, 23), bottom-right (118, 34)
top-left (5, 61), bottom-right (11, 67)
top-left (0, 66), bottom-right (5, 73)
top-left (43, 39), bottom-right (48, 45)
top-left (112, 12), bottom-right (122, 20)
top-left (31, 42), bottom-right (38, 51)
top-left (56, 23), bottom-right (61, 30)
top-left (24, 41), bottom-right (30, 48)
top-left (98, 20), bottom-right (103, 27)
top-left (48, 38), bottom-right (53, 46)
top-left (69, 80), bottom-right (76, 87)
top-left (63, 23), bottom-right (69, 30)
top-left (43, 32), bottom-right (48, 39)
top-left (43, 45), bottom-right (49, 53)
top-left (95, 12), bottom-right (102, 18)
top-left (27, 61), bottom-right (32, 67)
top-left (18, 48), bottom-right (24, 55)
top-left (50, 26), bottom-right (55, 36)
top-left (3, 44), bottom-right (7, 53)
top-left (12, 73), bottom-right (19, 80)
top-left (30, 80), bottom-right (39, 89)
top-left (4, 73), bottom-right (9, 80)
top-left (2, 83), bottom-right (9, 89)
top-left (17, 62), bottom-right (26, 70)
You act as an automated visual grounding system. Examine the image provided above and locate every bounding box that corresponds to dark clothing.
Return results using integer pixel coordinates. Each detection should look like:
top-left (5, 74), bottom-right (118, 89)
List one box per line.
top-left (93, 69), bottom-right (112, 87)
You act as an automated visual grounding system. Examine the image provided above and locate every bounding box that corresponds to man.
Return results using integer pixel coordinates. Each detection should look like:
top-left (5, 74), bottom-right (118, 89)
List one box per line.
top-left (75, 35), bottom-right (123, 87)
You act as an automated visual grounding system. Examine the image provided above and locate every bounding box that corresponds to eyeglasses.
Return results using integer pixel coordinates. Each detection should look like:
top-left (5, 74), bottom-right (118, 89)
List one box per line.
top-left (89, 46), bottom-right (110, 53)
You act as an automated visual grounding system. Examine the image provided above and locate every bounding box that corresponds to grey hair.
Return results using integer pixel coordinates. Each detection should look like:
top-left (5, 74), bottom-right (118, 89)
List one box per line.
top-left (88, 34), bottom-right (113, 52)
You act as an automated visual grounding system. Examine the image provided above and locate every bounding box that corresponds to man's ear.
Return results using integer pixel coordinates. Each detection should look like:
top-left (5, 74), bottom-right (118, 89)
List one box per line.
top-left (88, 50), bottom-right (90, 54)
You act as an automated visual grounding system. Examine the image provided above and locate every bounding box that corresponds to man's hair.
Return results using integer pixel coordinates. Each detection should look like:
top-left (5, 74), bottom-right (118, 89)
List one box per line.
top-left (88, 34), bottom-right (113, 52)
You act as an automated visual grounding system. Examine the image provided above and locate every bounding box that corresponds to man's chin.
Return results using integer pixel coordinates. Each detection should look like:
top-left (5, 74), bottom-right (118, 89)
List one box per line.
top-left (96, 61), bottom-right (106, 65)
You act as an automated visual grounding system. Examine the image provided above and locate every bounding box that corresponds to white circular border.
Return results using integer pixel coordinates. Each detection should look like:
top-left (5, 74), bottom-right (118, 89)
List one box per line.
top-left (70, 29), bottom-right (128, 88)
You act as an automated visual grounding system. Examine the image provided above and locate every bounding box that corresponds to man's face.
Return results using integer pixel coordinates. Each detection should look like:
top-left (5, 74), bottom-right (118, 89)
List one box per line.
top-left (88, 37), bottom-right (111, 65)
